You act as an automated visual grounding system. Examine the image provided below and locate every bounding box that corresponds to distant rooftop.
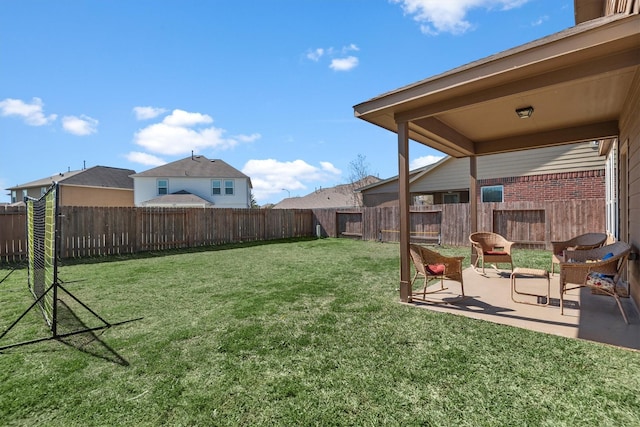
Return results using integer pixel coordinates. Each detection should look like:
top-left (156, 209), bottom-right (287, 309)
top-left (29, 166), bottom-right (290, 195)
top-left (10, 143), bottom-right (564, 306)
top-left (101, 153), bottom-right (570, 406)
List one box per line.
top-left (7, 166), bottom-right (135, 191)
top-left (273, 176), bottom-right (380, 209)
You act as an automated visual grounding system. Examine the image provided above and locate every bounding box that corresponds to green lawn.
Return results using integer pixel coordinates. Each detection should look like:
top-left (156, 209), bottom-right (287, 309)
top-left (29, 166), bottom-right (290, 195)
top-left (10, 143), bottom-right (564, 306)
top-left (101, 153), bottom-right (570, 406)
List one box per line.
top-left (1, 239), bottom-right (639, 426)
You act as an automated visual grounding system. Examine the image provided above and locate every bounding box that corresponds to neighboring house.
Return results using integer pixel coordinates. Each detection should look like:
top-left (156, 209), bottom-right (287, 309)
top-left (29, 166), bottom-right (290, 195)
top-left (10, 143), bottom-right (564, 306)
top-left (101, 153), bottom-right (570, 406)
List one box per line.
top-left (6, 166), bottom-right (135, 207)
top-left (358, 142), bottom-right (605, 207)
top-left (131, 155), bottom-right (252, 208)
top-left (272, 176), bottom-right (380, 209)
top-left (353, 0), bottom-right (639, 305)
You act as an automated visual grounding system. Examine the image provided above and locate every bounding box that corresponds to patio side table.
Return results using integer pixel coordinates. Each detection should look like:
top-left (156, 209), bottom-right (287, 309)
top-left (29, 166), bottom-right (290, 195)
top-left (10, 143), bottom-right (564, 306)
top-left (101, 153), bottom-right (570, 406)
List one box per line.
top-left (510, 268), bottom-right (550, 306)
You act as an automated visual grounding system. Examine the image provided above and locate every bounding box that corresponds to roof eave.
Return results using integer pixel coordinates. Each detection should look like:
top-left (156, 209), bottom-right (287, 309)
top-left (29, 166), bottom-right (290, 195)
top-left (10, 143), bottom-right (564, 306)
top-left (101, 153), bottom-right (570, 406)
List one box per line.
top-left (353, 13), bottom-right (640, 156)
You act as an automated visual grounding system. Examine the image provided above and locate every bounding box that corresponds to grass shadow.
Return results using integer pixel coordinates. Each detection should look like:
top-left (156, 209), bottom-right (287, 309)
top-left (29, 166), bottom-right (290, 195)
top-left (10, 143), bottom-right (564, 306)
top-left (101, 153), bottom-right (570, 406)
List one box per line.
top-left (57, 237), bottom-right (319, 267)
top-left (54, 299), bottom-right (130, 366)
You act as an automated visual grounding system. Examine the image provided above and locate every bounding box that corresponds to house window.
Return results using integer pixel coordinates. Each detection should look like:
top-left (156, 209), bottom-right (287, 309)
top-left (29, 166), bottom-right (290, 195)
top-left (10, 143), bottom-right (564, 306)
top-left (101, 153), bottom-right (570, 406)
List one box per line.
top-left (481, 185), bottom-right (503, 203)
top-left (224, 180), bottom-right (234, 195)
top-left (157, 179), bottom-right (168, 195)
top-left (11, 190), bottom-right (17, 203)
top-left (40, 187), bottom-right (48, 197)
top-left (212, 180), bottom-right (221, 195)
top-left (443, 192), bottom-right (460, 204)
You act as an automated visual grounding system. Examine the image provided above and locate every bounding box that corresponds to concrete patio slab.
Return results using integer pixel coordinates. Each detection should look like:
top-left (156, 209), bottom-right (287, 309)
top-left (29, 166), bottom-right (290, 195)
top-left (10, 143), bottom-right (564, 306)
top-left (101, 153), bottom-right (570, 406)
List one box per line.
top-left (404, 267), bottom-right (640, 351)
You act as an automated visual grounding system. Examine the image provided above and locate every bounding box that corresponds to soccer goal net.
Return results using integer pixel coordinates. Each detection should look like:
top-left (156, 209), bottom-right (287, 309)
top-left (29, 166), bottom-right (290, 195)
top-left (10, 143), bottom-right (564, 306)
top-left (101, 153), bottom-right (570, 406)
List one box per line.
top-left (1, 182), bottom-right (142, 351)
top-left (26, 183), bottom-right (59, 328)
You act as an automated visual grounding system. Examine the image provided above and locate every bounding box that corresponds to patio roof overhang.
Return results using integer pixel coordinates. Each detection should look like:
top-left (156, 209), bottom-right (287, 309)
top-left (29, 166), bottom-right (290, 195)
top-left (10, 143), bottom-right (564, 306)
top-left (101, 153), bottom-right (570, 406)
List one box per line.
top-left (354, 11), bottom-right (640, 303)
top-left (353, 13), bottom-right (640, 159)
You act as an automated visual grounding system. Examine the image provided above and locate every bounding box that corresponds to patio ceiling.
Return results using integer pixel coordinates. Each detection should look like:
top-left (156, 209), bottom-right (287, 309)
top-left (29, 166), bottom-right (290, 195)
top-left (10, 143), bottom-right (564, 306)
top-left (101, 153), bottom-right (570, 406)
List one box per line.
top-left (353, 13), bottom-right (640, 158)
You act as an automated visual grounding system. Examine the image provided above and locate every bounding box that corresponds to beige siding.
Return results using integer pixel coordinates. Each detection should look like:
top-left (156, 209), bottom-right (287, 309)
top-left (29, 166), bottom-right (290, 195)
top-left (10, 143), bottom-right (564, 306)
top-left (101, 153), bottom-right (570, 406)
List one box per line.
top-left (619, 69), bottom-right (640, 308)
top-left (477, 143), bottom-right (605, 178)
top-left (60, 185), bottom-right (134, 207)
top-left (410, 142), bottom-right (605, 193)
top-left (411, 157), bottom-right (468, 193)
top-left (360, 178), bottom-right (402, 195)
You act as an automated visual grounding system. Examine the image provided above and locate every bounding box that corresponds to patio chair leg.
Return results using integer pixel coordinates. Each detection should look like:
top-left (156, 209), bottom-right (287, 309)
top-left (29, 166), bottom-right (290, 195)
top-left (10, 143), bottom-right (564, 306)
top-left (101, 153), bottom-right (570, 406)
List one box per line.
top-left (614, 294), bottom-right (629, 325)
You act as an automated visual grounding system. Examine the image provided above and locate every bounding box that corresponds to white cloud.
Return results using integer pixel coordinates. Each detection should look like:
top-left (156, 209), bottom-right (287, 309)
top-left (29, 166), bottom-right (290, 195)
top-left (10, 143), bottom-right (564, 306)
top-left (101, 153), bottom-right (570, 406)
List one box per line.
top-left (320, 161), bottom-right (341, 175)
top-left (0, 97), bottom-right (57, 126)
top-left (133, 106), bottom-right (167, 120)
top-left (133, 109), bottom-right (259, 156)
top-left (242, 159), bottom-right (342, 202)
top-left (410, 154), bottom-right (444, 170)
top-left (163, 109), bottom-right (213, 127)
top-left (234, 133), bottom-right (261, 143)
top-left (125, 151), bottom-right (167, 166)
top-left (306, 44), bottom-right (360, 71)
top-left (531, 15), bottom-right (549, 26)
top-left (330, 56), bottom-right (359, 71)
top-left (342, 44), bottom-right (360, 53)
top-left (392, 0), bottom-right (530, 35)
top-left (306, 48), bottom-right (324, 61)
top-left (62, 115), bottom-right (98, 136)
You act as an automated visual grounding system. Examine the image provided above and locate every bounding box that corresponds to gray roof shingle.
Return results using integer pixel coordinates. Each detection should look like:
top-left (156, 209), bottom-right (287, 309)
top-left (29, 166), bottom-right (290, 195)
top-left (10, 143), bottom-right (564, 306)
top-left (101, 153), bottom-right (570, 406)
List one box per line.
top-left (131, 155), bottom-right (249, 181)
top-left (7, 166), bottom-right (135, 190)
top-left (140, 190), bottom-right (213, 207)
top-left (273, 176), bottom-right (380, 209)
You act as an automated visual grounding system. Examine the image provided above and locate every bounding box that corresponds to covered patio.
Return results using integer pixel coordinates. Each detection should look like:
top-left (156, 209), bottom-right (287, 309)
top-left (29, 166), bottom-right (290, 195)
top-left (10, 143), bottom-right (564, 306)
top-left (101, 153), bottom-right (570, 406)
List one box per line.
top-left (407, 266), bottom-right (640, 351)
top-left (354, 1), bottom-right (639, 348)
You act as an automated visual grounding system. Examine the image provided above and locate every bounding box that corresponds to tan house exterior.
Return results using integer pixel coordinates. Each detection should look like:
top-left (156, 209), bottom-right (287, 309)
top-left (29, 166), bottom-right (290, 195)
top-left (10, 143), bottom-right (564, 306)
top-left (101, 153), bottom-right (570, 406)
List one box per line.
top-left (7, 166), bottom-right (135, 207)
top-left (353, 1), bottom-right (640, 306)
top-left (273, 176), bottom-right (380, 209)
top-left (359, 142), bottom-right (605, 207)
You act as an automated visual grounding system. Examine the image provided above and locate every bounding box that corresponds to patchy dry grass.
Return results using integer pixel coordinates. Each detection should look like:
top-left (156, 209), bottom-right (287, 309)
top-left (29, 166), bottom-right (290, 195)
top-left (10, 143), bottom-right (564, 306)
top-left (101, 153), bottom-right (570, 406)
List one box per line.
top-left (1, 239), bottom-right (638, 426)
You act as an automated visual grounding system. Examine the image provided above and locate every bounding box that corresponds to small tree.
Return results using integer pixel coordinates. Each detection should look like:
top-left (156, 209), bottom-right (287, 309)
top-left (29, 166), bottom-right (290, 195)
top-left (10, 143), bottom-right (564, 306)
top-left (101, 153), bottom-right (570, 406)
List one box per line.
top-left (346, 154), bottom-right (376, 207)
top-left (250, 191), bottom-right (259, 209)
top-left (348, 154), bottom-right (371, 184)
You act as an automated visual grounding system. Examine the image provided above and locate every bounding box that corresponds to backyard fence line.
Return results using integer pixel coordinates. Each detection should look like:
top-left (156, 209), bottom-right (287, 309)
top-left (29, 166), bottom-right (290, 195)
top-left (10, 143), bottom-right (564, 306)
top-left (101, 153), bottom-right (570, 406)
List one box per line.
top-left (312, 199), bottom-right (605, 249)
top-left (0, 206), bottom-right (26, 262)
top-left (0, 206), bottom-right (314, 261)
top-left (0, 199), bottom-right (605, 261)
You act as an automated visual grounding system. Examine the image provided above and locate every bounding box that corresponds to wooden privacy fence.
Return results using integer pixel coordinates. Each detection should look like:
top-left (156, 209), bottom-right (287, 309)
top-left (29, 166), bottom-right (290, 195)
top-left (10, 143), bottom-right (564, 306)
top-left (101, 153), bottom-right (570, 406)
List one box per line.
top-left (313, 199), bottom-right (605, 249)
top-left (329, 209), bottom-right (443, 244)
top-left (0, 206), bottom-right (26, 262)
top-left (0, 206), bottom-right (314, 261)
top-left (0, 199), bottom-right (605, 261)
top-left (59, 207), bottom-right (314, 258)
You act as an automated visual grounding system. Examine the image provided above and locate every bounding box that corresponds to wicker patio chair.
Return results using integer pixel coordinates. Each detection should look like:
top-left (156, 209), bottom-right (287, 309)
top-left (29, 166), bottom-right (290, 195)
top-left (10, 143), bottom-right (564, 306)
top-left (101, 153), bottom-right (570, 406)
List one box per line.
top-left (469, 232), bottom-right (514, 274)
top-left (550, 232), bottom-right (607, 275)
top-left (409, 244), bottom-right (465, 303)
top-left (559, 241), bottom-right (631, 324)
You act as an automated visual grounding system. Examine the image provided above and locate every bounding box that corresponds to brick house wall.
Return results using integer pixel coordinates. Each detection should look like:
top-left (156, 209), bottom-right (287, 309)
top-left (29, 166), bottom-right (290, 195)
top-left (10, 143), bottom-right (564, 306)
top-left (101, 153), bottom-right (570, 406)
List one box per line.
top-left (478, 169), bottom-right (605, 202)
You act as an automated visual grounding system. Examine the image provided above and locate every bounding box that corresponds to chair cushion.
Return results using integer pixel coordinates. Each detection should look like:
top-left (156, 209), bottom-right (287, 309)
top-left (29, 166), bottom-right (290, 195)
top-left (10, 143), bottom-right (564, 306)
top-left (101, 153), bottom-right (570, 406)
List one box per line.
top-left (585, 272), bottom-right (616, 292)
top-left (601, 252), bottom-right (614, 261)
top-left (426, 264), bottom-right (445, 275)
top-left (485, 250), bottom-right (508, 256)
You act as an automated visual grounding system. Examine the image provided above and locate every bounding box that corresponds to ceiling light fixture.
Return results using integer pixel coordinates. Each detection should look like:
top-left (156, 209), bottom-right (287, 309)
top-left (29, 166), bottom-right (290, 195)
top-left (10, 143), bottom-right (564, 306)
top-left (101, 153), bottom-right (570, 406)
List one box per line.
top-left (515, 106), bottom-right (534, 119)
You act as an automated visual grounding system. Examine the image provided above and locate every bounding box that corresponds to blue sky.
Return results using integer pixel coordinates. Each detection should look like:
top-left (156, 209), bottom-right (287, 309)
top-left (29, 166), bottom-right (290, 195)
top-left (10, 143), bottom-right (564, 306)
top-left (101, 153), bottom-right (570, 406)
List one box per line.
top-left (0, 0), bottom-right (574, 205)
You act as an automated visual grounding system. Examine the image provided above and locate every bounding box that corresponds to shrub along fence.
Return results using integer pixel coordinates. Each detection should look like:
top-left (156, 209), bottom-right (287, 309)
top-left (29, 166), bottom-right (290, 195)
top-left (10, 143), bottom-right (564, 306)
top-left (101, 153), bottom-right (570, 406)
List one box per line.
top-left (0, 199), bottom-right (604, 262)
